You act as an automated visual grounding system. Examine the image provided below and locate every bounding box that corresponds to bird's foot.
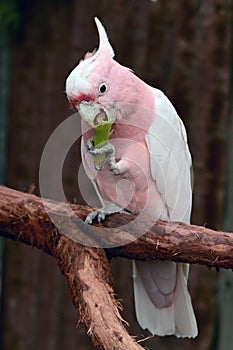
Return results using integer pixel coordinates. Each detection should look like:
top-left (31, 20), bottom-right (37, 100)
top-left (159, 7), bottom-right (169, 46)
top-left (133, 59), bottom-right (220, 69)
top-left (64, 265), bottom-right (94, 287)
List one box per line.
top-left (85, 202), bottom-right (124, 224)
top-left (87, 138), bottom-right (119, 173)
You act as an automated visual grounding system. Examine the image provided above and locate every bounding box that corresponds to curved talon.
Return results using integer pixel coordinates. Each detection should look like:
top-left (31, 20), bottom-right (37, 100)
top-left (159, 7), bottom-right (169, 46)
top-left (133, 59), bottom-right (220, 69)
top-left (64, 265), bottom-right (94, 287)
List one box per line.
top-left (87, 138), bottom-right (94, 151)
top-left (84, 203), bottom-right (124, 225)
top-left (85, 209), bottom-right (106, 224)
top-left (87, 139), bottom-right (115, 157)
top-left (94, 164), bottom-right (104, 171)
top-left (97, 211), bottom-right (105, 223)
top-left (86, 139), bottom-right (121, 174)
top-left (84, 214), bottom-right (93, 224)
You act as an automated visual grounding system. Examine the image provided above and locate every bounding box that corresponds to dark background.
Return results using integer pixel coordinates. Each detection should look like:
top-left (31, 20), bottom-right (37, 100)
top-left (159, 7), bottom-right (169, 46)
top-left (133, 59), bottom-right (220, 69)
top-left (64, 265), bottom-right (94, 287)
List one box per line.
top-left (0, 0), bottom-right (233, 349)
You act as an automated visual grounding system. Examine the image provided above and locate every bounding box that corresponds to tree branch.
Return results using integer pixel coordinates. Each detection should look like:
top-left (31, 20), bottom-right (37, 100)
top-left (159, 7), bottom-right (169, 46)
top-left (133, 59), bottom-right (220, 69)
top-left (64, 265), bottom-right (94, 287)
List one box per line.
top-left (0, 186), bottom-right (143, 350)
top-left (0, 186), bottom-right (232, 349)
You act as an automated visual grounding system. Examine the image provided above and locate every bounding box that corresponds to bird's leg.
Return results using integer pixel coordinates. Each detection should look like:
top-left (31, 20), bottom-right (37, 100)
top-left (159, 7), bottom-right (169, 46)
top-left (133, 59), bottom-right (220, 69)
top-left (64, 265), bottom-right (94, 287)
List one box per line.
top-left (87, 138), bottom-right (120, 174)
top-left (85, 139), bottom-right (129, 224)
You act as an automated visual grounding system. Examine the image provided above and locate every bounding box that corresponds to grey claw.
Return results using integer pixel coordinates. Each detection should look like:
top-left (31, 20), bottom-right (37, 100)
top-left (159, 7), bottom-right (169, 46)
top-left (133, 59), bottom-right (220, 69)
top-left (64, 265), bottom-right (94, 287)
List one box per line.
top-left (87, 140), bottom-right (120, 173)
top-left (97, 211), bottom-right (105, 223)
top-left (87, 138), bottom-right (94, 151)
top-left (84, 203), bottom-right (124, 225)
top-left (94, 163), bottom-right (104, 171)
top-left (85, 210), bottom-right (97, 224)
top-left (87, 141), bottom-right (115, 157)
top-left (85, 215), bottom-right (93, 224)
top-left (85, 209), bottom-right (106, 224)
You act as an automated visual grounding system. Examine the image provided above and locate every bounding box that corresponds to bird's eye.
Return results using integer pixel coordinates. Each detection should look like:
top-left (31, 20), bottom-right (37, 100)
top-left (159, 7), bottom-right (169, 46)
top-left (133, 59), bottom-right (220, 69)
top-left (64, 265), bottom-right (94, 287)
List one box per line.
top-left (99, 83), bottom-right (107, 95)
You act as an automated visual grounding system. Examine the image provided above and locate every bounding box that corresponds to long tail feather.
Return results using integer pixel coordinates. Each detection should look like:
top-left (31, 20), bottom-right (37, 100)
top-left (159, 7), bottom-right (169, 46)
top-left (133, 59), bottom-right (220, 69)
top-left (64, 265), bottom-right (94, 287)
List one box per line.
top-left (132, 261), bottom-right (198, 338)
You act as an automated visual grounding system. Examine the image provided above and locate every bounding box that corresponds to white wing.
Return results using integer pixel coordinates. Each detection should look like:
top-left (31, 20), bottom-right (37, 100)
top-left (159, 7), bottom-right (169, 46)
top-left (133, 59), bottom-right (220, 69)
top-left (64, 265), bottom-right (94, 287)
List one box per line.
top-left (133, 88), bottom-right (197, 338)
top-left (145, 88), bottom-right (192, 224)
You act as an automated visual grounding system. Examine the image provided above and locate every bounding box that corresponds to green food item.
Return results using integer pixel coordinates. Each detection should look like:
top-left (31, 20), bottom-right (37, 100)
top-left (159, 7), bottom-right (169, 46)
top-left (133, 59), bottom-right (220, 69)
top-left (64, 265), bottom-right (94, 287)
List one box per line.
top-left (92, 121), bottom-right (113, 147)
top-left (92, 121), bottom-right (113, 167)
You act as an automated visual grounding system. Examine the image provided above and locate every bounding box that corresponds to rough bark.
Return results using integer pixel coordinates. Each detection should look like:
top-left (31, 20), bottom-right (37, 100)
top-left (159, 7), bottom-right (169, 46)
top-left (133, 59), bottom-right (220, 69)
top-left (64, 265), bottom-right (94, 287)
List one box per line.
top-left (1, 186), bottom-right (233, 269)
top-left (0, 186), bottom-right (142, 350)
top-left (0, 186), bottom-right (233, 349)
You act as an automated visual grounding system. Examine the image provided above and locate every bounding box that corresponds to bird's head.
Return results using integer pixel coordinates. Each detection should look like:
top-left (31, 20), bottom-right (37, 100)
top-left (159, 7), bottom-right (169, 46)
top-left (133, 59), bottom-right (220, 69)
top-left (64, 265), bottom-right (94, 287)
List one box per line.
top-left (65, 18), bottom-right (140, 128)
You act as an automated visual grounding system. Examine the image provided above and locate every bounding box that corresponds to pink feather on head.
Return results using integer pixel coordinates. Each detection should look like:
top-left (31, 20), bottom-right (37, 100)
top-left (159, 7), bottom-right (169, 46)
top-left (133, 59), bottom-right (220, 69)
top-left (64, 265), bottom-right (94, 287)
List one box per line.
top-left (65, 17), bottom-right (115, 105)
top-left (65, 17), bottom-right (151, 124)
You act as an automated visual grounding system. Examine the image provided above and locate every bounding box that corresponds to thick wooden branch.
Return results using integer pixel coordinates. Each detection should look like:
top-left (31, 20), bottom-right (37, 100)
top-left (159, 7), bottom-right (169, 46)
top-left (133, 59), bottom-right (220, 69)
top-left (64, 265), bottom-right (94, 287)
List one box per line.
top-left (1, 186), bottom-right (233, 269)
top-left (106, 218), bottom-right (233, 270)
top-left (0, 186), bottom-right (143, 350)
top-left (0, 186), bottom-right (233, 349)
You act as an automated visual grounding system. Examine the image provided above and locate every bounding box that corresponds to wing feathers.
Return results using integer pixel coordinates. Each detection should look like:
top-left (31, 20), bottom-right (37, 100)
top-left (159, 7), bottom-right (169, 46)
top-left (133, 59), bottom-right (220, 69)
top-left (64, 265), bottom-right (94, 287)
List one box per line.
top-left (146, 88), bottom-right (192, 224)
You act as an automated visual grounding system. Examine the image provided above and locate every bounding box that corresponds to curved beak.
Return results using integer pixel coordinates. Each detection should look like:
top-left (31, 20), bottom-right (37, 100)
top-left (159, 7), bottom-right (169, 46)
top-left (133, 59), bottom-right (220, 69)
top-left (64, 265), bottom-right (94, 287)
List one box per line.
top-left (78, 103), bottom-right (115, 128)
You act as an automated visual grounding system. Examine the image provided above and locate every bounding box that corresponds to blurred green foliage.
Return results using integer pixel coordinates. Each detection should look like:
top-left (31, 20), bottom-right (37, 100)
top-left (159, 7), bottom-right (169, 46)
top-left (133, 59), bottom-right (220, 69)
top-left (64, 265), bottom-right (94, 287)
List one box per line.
top-left (0, 0), bottom-right (21, 33)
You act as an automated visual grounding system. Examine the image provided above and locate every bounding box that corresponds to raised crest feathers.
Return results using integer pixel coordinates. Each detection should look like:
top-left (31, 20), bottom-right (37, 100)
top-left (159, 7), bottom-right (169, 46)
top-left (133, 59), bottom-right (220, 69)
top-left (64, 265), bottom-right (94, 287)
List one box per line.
top-left (94, 17), bottom-right (115, 58)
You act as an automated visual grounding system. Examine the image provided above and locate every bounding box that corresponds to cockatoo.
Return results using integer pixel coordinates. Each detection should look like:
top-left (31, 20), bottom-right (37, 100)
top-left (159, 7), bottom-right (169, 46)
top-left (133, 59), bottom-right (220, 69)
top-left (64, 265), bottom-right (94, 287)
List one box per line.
top-left (66, 18), bottom-right (198, 338)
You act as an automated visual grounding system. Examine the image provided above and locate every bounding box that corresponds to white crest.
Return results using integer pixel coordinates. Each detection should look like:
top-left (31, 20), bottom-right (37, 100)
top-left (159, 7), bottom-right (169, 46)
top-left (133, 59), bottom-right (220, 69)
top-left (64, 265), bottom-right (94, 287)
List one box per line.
top-left (94, 17), bottom-right (114, 58)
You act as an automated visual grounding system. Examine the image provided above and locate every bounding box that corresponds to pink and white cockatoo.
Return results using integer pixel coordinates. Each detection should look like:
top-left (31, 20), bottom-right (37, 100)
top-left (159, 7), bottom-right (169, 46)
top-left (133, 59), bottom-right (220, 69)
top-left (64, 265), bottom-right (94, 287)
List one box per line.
top-left (66, 18), bottom-right (198, 338)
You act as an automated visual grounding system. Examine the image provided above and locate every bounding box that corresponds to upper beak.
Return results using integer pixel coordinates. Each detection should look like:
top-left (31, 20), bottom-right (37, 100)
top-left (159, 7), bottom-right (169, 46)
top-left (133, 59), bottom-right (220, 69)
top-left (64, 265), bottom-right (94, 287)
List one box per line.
top-left (77, 103), bottom-right (115, 128)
